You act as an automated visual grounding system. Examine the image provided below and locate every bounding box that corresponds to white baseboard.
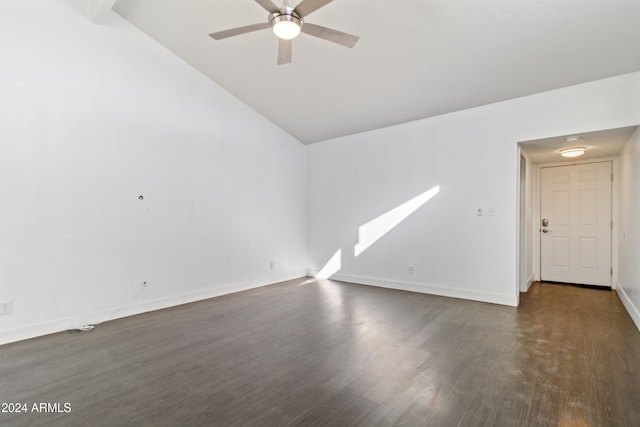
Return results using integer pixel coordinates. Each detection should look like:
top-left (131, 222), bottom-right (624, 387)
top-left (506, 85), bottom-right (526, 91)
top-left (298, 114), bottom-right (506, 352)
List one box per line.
top-left (0, 270), bottom-right (307, 346)
top-left (523, 275), bottom-right (534, 292)
top-left (616, 282), bottom-right (640, 332)
top-left (308, 271), bottom-right (518, 307)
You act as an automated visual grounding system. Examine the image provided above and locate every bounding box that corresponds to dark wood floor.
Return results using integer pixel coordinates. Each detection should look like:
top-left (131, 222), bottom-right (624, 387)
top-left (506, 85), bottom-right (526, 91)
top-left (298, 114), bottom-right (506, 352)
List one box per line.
top-left (1, 279), bottom-right (639, 426)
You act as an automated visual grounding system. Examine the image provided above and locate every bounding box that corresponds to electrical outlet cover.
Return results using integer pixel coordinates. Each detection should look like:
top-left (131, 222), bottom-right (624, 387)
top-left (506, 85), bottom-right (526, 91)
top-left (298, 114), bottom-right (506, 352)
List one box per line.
top-left (0, 301), bottom-right (12, 315)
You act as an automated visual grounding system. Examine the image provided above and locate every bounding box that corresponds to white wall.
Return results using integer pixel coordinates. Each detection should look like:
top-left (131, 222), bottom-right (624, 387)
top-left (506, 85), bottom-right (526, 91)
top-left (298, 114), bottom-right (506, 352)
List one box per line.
top-left (0, 0), bottom-right (307, 344)
top-left (618, 127), bottom-right (640, 329)
top-left (307, 72), bottom-right (640, 306)
top-left (2, 1), bottom-right (640, 345)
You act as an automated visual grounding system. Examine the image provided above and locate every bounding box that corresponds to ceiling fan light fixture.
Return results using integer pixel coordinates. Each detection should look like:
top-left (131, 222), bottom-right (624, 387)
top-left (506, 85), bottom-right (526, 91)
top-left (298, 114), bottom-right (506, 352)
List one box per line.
top-left (560, 147), bottom-right (587, 157)
top-left (271, 13), bottom-right (302, 40)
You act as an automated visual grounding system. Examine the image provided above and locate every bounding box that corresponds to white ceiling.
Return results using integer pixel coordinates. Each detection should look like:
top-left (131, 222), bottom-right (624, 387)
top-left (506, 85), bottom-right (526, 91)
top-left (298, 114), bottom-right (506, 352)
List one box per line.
top-left (520, 126), bottom-right (638, 164)
top-left (113, 0), bottom-right (640, 144)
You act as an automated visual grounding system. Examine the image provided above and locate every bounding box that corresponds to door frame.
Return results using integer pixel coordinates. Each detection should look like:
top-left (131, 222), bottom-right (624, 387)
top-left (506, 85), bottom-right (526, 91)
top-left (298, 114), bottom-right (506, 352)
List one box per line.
top-left (532, 156), bottom-right (619, 288)
top-left (516, 149), bottom-right (535, 296)
top-left (519, 154), bottom-right (527, 292)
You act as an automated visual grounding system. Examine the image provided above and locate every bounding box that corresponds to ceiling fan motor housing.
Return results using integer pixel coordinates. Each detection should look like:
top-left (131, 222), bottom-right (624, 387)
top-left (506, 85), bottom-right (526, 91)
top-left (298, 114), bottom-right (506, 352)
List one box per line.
top-left (269, 10), bottom-right (303, 39)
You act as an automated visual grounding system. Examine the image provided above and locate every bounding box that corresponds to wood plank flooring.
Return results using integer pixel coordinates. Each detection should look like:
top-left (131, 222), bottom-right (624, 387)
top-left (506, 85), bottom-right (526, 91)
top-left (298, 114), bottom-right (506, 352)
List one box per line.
top-left (1, 279), bottom-right (639, 426)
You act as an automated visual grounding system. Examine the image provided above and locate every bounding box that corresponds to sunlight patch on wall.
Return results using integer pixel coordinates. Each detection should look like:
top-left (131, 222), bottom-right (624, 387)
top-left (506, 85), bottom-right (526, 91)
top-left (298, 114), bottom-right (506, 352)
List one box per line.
top-left (354, 185), bottom-right (440, 257)
top-left (315, 249), bottom-right (342, 279)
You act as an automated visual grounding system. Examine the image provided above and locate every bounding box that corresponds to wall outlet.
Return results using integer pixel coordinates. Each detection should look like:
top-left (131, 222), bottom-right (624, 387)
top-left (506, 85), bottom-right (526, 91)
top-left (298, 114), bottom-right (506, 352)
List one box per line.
top-left (0, 301), bottom-right (12, 315)
top-left (408, 265), bottom-right (415, 275)
top-left (477, 208), bottom-right (483, 216)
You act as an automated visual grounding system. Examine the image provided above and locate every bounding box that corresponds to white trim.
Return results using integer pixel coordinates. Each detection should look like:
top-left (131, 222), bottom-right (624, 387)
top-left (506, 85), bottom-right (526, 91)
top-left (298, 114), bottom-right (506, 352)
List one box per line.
top-left (517, 148), bottom-right (537, 296)
top-left (611, 157), bottom-right (620, 289)
top-left (523, 274), bottom-right (534, 292)
top-left (0, 270), bottom-right (307, 346)
top-left (533, 155), bottom-right (619, 169)
top-left (309, 271), bottom-right (518, 307)
top-left (516, 150), bottom-right (525, 297)
top-left (616, 283), bottom-right (640, 332)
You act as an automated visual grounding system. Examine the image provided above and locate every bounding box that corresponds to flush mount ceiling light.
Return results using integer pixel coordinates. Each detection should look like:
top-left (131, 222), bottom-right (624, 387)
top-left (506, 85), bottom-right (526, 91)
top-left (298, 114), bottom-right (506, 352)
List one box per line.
top-left (560, 147), bottom-right (587, 157)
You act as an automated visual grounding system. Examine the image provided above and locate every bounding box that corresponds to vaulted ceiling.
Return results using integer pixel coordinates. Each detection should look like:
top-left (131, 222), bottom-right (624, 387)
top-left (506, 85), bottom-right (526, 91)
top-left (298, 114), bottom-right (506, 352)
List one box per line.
top-left (113, 0), bottom-right (640, 144)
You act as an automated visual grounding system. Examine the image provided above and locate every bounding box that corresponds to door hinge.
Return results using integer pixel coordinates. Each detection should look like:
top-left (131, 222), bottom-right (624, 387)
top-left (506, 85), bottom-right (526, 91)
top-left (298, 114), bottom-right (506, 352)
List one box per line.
top-left (611, 172), bottom-right (613, 182)
top-left (611, 220), bottom-right (613, 230)
top-left (611, 268), bottom-right (613, 276)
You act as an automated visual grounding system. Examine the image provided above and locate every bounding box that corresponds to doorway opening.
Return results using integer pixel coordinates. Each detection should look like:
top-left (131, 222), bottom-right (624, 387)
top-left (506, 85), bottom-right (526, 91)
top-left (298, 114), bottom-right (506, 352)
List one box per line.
top-left (517, 126), bottom-right (638, 296)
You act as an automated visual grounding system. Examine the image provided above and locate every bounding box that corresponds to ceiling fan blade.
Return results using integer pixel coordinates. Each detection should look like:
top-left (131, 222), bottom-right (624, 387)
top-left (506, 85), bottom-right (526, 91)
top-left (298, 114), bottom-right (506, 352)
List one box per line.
top-left (209, 23), bottom-right (270, 40)
top-left (301, 23), bottom-right (359, 48)
top-left (294, 0), bottom-right (332, 17)
top-left (255, 0), bottom-right (280, 13)
top-left (278, 39), bottom-right (293, 65)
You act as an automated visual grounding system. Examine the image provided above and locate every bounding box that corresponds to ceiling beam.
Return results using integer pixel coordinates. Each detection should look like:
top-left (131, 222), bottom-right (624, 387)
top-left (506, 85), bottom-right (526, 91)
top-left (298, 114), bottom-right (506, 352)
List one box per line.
top-left (88, 0), bottom-right (117, 22)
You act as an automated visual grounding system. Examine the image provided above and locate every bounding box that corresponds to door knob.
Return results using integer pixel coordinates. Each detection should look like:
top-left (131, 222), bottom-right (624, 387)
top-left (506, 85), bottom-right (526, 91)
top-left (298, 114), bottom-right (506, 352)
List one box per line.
top-left (542, 228), bottom-right (551, 233)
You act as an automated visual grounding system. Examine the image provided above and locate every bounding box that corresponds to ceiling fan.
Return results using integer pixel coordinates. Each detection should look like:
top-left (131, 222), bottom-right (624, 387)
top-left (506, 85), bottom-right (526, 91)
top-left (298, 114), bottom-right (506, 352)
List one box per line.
top-left (209, 0), bottom-right (359, 65)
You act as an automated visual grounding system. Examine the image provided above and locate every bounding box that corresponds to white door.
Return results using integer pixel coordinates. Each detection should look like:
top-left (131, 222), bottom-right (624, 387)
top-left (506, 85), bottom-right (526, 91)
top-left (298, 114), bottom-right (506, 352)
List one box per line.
top-left (540, 162), bottom-right (612, 286)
